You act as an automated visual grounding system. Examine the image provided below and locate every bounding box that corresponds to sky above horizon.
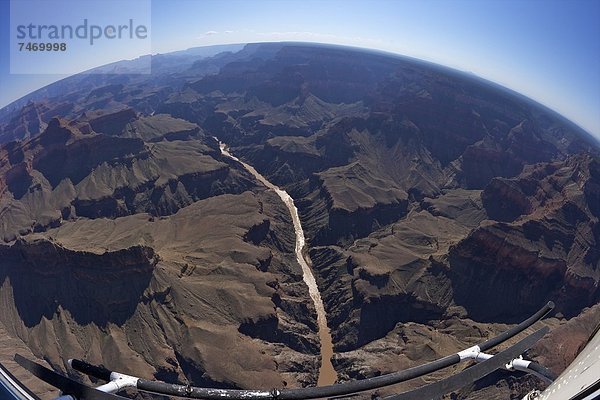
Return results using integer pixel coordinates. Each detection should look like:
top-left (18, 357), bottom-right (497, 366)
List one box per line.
top-left (0, 0), bottom-right (599, 139)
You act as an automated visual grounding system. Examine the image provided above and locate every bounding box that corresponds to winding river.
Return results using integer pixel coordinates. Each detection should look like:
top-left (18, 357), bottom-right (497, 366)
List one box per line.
top-left (219, 141), bottom-right (337, 386)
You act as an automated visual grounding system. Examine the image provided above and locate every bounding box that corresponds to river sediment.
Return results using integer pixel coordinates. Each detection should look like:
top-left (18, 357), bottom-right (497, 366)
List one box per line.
top-left (219, 141), bottom-right (337, 386)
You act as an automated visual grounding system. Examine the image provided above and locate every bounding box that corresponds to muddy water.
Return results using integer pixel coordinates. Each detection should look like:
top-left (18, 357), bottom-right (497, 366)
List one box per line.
top-left (219, 142), bottom-right (337, 385)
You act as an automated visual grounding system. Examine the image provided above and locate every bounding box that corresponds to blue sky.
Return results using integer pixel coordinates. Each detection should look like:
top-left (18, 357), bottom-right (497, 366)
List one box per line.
top-left (1, 0), bottom-right (599, 139)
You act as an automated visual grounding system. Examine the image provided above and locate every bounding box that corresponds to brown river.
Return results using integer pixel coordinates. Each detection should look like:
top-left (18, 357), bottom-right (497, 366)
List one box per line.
top-left (219, 141), bottom-right (337, 386)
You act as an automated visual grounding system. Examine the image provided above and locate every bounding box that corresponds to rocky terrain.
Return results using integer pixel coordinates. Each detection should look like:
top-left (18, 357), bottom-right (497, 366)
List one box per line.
top-left (0, 42), bottom-right (599, 399)
top-left (0, 111), bottom-right (322, 396)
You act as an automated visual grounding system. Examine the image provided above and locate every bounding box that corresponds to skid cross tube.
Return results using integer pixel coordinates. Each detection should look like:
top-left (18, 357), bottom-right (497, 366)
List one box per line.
top-left (13, 355), bottom-right (128, 400)
top-left (378, 327), bottom-right (549, 400)
top-left (67, 301), bottom-right (554, 400)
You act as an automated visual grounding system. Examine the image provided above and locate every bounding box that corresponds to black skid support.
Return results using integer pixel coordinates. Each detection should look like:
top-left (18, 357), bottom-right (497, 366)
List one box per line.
top-left (67, 301), bottom-right (554, 400)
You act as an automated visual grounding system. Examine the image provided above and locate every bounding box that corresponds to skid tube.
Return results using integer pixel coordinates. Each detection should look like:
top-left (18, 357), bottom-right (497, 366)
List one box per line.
top-left (63, 301), bottom-right (555, 400)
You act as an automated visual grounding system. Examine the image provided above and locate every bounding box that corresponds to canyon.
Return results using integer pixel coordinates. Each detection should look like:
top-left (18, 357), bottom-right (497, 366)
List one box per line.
top-left (0, 43), bottom-right (598, 399)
